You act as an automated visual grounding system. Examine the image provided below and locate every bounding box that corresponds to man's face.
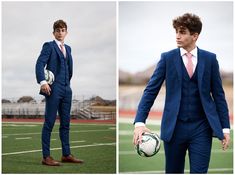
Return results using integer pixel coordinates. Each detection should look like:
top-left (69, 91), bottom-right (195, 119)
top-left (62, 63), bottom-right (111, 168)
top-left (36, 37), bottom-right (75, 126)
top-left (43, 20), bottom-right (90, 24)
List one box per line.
top-left (175, 27), bottom-right (198, 49)
top-left (53, 27), bottom-right (67, 42)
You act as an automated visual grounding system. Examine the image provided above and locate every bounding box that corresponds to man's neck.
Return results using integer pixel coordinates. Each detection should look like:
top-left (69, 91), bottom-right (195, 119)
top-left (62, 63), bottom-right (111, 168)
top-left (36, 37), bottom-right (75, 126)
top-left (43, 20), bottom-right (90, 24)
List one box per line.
top-left (55, 38), bottom-right (64, 44)
top-left (182, 44), bottom-right (196, 53)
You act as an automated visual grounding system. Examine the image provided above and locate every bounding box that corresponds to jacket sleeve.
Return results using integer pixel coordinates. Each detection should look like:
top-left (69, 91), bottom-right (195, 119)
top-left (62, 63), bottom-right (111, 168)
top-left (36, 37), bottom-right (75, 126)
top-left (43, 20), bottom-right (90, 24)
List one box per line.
top-left (35, 42), bottom-right (52, 84)
top-left (211, 56), bottom-right (230, 129)
top-left (68, 46), bottom-right (73, 80)
top-left (134, 53), bottom-right (166, 124)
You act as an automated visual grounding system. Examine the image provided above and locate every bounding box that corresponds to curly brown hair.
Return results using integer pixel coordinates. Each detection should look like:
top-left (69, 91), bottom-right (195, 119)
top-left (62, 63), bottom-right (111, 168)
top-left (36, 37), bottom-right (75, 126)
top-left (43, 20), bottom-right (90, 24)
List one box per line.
top-left (53, 19), bottom-right (67, 32)
top-left (173, 13), bottom-right (202, 35)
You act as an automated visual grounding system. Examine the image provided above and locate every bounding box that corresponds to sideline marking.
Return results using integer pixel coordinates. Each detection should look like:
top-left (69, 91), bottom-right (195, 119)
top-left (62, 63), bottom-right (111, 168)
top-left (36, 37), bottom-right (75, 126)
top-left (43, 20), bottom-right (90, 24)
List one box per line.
top-left (2, 142), bottom-right (116, 156)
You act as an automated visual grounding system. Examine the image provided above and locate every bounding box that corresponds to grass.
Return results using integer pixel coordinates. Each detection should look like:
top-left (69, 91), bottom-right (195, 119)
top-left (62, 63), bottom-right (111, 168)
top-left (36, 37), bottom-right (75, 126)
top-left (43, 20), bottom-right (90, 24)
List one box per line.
top-left (2, 122), bottom-right (116, 173)
top-left (119, 122), bottom-right (233, 174)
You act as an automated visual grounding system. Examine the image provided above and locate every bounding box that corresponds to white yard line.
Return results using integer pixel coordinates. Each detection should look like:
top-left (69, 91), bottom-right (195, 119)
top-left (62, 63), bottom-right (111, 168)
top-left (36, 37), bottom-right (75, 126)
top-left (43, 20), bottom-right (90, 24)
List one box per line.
top-left (15, 137), bottom-right (32, 140)
top-left (119, 130), bottom-right (160, 136)
top-left (70, 140), bottom-right (85, 143)
top-left (3, 129), bottom-right (112, 136)
top-left (3, 124), bottom-right (38, 127)
top-left (2, 122), bottom-right (115, 126)
top-left (119, 118), bottom-right (161, 125)
top-left (2, 142), bottom-right (116, 156)
top-left (119, 149), bottom-right (233, 155)
top-left (109, 127), bottom-right (116, 130)
top-left (122, 168), bottom-right (233, 174)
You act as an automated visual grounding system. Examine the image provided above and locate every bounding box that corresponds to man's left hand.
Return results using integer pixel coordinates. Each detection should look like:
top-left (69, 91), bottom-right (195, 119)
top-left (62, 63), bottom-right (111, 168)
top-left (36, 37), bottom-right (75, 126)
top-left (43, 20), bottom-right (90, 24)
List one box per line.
top-left (221, 133), bottom-right (230, 151)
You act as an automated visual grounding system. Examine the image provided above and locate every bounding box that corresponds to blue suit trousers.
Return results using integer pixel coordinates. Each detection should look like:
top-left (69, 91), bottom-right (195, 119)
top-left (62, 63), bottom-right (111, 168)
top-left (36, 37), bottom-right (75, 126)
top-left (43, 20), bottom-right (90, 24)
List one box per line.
top-left (42, 82), bottom-right (72, 158)
top-left (164, 118), bottom-right (212, 173)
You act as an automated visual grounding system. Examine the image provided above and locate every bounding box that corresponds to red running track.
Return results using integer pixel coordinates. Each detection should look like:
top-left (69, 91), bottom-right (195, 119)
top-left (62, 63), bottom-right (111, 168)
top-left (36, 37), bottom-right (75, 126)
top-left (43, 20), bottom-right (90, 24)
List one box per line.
top-left (2, 118), bottom-right (116, 124)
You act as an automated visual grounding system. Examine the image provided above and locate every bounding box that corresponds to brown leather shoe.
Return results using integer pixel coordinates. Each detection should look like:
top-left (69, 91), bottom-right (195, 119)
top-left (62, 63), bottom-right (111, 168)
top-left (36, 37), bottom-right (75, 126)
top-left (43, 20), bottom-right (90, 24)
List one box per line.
top-left (61, 154), bottom-right (84, 163)
top-left (42, 156), bottom-right (61, 166)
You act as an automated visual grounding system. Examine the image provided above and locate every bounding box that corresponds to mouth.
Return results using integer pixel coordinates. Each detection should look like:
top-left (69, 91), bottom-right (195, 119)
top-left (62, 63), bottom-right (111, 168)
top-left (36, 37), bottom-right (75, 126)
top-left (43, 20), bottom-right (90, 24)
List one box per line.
top-left (176, 41), bottom-right (182, 45)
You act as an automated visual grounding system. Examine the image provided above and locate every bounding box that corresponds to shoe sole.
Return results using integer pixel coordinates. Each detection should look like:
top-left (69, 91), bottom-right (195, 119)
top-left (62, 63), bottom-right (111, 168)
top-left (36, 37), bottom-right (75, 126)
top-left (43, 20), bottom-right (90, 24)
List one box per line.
top-left (42, 161), bottom-right (61, 166)
top-left (61, 160), bottom-right (84, 163)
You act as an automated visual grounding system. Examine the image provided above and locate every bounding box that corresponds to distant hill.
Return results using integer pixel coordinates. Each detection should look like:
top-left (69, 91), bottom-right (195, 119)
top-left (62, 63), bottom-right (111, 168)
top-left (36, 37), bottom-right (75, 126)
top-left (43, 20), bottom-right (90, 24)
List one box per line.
top-left (119, 70), bottom-right (133, 84)
top-left (89, 96), bottom-right (116, 106)
top-left (119, 65), bottom-right (233, 85)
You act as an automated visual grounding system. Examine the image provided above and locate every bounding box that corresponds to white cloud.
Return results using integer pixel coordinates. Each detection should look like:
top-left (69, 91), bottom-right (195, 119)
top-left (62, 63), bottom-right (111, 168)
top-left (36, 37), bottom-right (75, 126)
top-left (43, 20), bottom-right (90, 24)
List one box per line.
top-left (2, 2), bottom-right (116, 100)
top-left (119, 1), bottom-right (233, 73)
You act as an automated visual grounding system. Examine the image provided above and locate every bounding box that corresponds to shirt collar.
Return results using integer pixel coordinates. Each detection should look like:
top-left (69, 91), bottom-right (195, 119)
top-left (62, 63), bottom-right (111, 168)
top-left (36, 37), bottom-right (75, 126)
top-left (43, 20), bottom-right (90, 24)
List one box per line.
top-left (180, 47), bottom-right (198, 58)
top-left (54, 39), bottom-right (65, 46)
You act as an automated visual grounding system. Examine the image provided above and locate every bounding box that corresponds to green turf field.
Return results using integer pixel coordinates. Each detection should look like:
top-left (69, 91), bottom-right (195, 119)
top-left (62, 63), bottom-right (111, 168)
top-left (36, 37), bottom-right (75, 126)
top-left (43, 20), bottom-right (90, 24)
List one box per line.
top-left (2, 122), bottom-right (116, 173)
top-left (119, 122), bottom-right (233, 174)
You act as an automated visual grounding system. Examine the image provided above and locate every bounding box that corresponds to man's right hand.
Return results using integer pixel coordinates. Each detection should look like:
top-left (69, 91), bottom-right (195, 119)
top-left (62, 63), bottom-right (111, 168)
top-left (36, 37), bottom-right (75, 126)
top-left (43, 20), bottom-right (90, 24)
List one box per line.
top-left (133, 126), bottom-right (151, 145)
top-left (41, 83), bottom-right (51, 95)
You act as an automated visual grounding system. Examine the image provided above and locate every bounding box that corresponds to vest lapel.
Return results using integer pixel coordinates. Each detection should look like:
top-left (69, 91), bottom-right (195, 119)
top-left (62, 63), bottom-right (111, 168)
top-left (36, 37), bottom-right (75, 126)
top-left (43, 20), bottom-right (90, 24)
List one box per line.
top-left (197, 48), bottom-right (206, 90)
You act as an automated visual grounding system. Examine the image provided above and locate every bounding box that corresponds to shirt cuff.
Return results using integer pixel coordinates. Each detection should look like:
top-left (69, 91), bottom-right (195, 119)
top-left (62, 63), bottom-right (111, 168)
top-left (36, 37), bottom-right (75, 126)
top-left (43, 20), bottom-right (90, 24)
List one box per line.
top-left (135, 122), bottom-right (145, 128)
top-left (222, 128), bottom-right (230, 134)
top-left (40, 80), bottom-right (48, 86)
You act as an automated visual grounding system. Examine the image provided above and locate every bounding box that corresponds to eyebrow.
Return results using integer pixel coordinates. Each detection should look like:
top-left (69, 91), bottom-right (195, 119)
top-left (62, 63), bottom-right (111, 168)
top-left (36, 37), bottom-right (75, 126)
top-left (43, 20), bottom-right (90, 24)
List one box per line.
top-left (55, 28), bottom-right (66, 31)
top-left (176, 28), bottom-right (187, 32)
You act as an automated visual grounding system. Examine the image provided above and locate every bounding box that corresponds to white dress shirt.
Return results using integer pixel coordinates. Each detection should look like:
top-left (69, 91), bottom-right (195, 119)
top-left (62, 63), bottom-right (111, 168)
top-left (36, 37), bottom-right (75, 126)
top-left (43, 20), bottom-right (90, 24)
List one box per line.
top-left (180, 47), bottom-right (197, 73)
top-left (135, 47), bottom-right (230, 134)
top-left (54, 39), bottom-right (66, 57)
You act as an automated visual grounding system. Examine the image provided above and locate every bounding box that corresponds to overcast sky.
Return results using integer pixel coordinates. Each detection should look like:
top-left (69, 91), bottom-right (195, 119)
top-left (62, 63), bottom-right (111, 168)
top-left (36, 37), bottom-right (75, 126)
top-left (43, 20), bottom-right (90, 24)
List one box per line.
top-left (2, 2), bottom-right (116, 100)
top-left (119, 1), bottom-right (233, 73)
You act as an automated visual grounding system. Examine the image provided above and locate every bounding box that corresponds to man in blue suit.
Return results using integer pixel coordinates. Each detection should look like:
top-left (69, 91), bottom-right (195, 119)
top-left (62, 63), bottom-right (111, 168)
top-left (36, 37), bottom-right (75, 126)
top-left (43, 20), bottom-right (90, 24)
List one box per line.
top-left (133, 13), bottom-right (230, 173)
top-left (36, 20), bottom-right (84, 166)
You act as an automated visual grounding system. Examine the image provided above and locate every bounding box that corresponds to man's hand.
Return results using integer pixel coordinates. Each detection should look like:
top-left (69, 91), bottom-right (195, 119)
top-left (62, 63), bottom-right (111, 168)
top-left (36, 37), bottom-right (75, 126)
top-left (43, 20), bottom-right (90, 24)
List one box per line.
top-left (41, 84), bottom-right (51, 95)
top-left (221, 133), bottom-right (230, 151)
top-left (133, 126), bottom-right (151, 145)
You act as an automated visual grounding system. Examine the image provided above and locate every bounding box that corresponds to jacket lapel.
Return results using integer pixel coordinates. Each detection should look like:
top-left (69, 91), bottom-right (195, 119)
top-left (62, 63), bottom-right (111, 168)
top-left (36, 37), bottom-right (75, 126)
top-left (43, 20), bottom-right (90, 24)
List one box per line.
top-left (64, 45), bottom-right (73, 70)
top-left (174, 48), bottom-right (182, 82)
top-left (64, 45), bottom-right (70, 59)
top-left (197, 48), bottom-right (205, 90)
top-left (53, 40), bottom-right (64, 59)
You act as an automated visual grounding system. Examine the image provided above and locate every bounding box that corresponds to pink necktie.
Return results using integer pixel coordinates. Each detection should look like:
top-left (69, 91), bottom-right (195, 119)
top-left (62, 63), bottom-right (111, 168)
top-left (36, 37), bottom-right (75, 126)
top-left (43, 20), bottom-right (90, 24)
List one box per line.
top-left (60, 44), bottom-right (66, 58)
top-left (185, 53), bottom-right (193, 78)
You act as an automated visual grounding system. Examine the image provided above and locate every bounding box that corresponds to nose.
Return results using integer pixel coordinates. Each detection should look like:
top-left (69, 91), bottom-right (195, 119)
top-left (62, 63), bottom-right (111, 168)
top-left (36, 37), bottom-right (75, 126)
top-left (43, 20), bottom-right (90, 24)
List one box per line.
top-left (176, 33), bottom-right (181, 39)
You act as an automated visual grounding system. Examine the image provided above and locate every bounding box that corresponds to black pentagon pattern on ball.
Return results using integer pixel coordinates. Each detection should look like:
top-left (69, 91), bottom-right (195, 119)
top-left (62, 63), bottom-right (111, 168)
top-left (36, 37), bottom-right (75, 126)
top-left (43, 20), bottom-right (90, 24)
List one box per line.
top-left (136, 132), bottom-right (161, 157)
top-left (44, 69), bottom-right (54, 85)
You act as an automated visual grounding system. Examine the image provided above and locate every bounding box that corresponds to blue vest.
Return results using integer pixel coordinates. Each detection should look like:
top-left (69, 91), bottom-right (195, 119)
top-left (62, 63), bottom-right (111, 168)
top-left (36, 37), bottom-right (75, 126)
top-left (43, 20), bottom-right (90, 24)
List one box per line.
top-left (56, 55), bottom-right (70, 86)
top-left (177, 59), bottom-right (206, 121)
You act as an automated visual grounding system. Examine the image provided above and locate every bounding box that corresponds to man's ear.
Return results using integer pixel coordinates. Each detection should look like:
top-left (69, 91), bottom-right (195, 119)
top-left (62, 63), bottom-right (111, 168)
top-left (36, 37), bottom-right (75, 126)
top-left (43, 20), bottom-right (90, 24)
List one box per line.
top-left (193, 33), bottom-right (199, 41)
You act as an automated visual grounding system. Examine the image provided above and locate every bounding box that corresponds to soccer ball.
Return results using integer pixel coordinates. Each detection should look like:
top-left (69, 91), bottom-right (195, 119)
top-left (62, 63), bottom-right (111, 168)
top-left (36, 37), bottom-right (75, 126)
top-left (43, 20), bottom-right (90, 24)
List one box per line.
top-left (136, 132), bottom-right (161, 157)
top-left (44, 69), bottom-right (54, 85)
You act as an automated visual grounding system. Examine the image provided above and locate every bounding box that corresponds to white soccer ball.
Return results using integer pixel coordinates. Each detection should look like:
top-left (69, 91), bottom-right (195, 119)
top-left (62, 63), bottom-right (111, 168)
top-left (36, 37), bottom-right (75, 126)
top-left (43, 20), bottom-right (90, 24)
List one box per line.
top-left (44, 69), bottom-right (54, 85)
top-left (136, 132), bottom-right (161, 157)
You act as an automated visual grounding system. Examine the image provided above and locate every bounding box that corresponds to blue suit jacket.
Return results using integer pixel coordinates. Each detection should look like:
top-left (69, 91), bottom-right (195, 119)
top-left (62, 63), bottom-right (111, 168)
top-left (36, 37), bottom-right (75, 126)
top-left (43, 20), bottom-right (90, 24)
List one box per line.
top-left (35, 41), bottom-right (73, 85)
top-left (134, 48), bottom-right (230, 142)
